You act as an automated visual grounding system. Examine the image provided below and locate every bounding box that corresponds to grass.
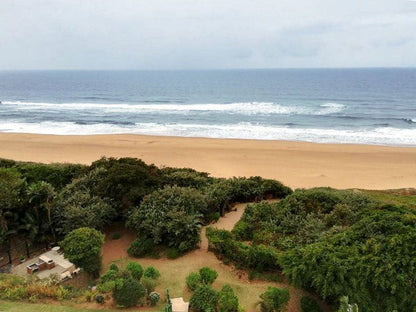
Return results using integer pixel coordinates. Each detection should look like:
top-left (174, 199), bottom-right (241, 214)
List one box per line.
top-left (0, 301), bottom-right (107, 312)
top-left (363, 189), bottom-right (416, 209)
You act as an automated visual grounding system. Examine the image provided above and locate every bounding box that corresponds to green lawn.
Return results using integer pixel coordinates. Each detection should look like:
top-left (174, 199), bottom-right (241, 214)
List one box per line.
top-left (0, 300), bottom-right (158, 312)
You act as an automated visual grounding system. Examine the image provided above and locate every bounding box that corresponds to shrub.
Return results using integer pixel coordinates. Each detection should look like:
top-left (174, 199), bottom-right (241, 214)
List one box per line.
top-left (109, 263), bottom-right (119, 272)
top-left (199, 267), bottom-right (218, 285)
top-left (100, 269), bottom-right (119, 283)
top-left (167, 248), bottom-right (181, 259)
top-left (95, 294), bottom-right (105, 304)
top-left (190, 285), bottom-right (218, 312)
top-left (128, 237), bottom-right (156, 258)
top-left (126, 262), bottom-right (143, 280)
top-left (258, 287), bottom-right (290, 312)
top-left (141, 277), bottom-right (156, 294)
top-left (218, 284), bottom-right (239, 312)
top-left (127, 186), bottom-right (205, 252)
top-left (186, 272), bottom-right (202, 291)
top-left (148, 291), bottom-right (161, 306)
top-left (247, 244), bottom-right (280, 272)
top-left (144, 266), bottom-right (161, 279)
top-left (113, 278), bottom-right (146, 307)
top-left (300, 296), bottom-right (321, 312)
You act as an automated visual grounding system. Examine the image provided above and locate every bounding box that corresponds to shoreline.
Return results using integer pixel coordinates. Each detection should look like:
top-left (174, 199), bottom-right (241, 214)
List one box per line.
top-left (0, 132), bottom-right (415, 190)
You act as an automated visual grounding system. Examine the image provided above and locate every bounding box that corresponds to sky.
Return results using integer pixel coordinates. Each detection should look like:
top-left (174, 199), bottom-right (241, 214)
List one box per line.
top-left (0, 0), bottom-right (415, 70)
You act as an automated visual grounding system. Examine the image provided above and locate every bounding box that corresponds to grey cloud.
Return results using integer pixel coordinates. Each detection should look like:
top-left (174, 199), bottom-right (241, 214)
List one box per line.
top-left (0, 0), bottom-right (415, 69)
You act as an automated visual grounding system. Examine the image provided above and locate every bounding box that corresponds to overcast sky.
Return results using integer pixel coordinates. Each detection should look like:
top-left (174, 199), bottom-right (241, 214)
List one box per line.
top-left (0, 0), bottom-right (415, 70)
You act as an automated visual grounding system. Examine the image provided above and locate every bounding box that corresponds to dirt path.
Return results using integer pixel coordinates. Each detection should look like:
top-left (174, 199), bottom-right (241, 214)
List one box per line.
top-left (200, 202), bottom-right (247, 251)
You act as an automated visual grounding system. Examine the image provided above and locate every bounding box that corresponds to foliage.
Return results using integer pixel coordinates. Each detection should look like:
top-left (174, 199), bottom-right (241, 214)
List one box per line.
top-left (127, 186), bottom-right (205, 252)
top-left (300, 297), bottom-right (321, 312)
top-left (186, 272), bottom-right (202, 291)
top-left (199, 267), bottom-right (218, 285)
top-left (90, 157), bottom-right (160, 211)
top-left (148, 291), bottom-right (160, 306)
top-left (113, 277), bottom-right (146, 307)
top-left (337, 297), bottom-right (358, 312)
top-left (109, 263), bottom-right (119, 272)
top-left (141, 277), bottom-right (156, 294)
top-left (160, 167), bottom-right (213, 188)
top-left (258, 287), bottom-right (290, 312)
top-left (167, 248), bottom-right (181, 259)
top-left (53, 170), bottom-right (116, 235)
top-left (125, 262), bottom-right (143, 280)
top-left (190, 285), bottom-right (218, 312)
top-left (218, 285), bottom-right (239, 312)
top-left (60, 227), bottom-right (104, 276)
top-left (143, 266), bottom-right (160, 279)
top-left (128, 237), bottom-right (156, 258)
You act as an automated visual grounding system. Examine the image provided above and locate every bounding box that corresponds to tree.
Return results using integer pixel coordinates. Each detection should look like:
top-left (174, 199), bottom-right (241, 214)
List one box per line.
top-left (60, 227), bottom-right (105, 276)
top-left (218, 285), bottom-right (239, 312)
top-left (258, 287), bottom-right (290, 312)
top-left (127, 186), bottom-right (206, 252)
top-left (190, 285), bottom-right (218, 312)
top-left (113, 277), bottom-right (146, 307)
top-left (0, 168), bottom-right (25, 244)
top-left (27, 181), bottom-right (56, 242)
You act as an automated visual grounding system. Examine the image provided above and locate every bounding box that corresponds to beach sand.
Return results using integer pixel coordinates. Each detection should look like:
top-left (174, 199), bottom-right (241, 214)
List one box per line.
top-left (0, 133), bottom-right (415, 190)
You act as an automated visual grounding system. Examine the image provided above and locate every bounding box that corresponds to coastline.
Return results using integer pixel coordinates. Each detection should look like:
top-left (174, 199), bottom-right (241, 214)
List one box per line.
top-left (0, 132), bottom-right (415, 190)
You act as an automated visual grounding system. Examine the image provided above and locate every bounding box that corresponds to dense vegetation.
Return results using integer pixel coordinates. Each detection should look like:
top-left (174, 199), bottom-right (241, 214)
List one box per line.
top-left (207, 188), bottom-right (416, 312)
top-left (1, 157), bottom-right (415, 311)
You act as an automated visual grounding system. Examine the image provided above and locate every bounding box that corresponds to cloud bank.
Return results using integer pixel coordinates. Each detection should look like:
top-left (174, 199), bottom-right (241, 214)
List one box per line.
top-left (0, 0), bottom-right (415, 69)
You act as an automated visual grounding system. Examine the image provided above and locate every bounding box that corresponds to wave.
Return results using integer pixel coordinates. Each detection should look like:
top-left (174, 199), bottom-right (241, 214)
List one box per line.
top-left (401, 118), bottom-right (416, 124)
top-left (1, 101), bottom-right (345, 116)
top-left (0, 121), bottom-right (415, 146)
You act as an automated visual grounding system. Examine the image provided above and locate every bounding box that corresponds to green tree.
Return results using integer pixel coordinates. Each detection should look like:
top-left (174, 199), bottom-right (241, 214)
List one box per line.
top-left (218, 284), bottom-right (239, 312)
top-left (127, 186), bottom-right (206, 252)
top-left (113, 277), bottom-right (146, 307)
top-left (258, 287), bottom-right (290, 312)
top-left (60, 227), bottom-right (104, 276)
top-left (0, 168), bottom-right (25, 244)
top-left (190, 285), bottom-right (218, 312)
top-left (27, 181), bottom-right (56, 242)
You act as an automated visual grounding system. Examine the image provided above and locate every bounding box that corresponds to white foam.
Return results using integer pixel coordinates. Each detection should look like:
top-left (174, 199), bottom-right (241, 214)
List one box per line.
top-left (0, 121), bottom-right (415, 146)
top-left (2, 101), bottom-right (345, 116)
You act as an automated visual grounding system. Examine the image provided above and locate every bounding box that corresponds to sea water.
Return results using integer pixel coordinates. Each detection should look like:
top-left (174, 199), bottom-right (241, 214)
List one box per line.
top-left (0, 68), bottom-right (415, 146)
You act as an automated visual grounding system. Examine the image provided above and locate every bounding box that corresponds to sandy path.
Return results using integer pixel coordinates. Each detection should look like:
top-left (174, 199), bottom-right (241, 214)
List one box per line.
top-left (200, 203), bottom-right (247, 250)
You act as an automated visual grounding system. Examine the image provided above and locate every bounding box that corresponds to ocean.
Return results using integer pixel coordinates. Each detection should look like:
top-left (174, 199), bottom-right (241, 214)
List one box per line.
top-left (0, 68), bottom-right (415, 146)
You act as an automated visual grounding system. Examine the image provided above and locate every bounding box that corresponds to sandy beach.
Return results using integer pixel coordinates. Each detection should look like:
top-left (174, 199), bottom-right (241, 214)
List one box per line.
top-left (0, 133), bottom-right (415, 190)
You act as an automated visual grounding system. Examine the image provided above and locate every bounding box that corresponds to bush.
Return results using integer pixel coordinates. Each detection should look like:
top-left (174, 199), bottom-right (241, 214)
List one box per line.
top-left (95, 294), bottom-right (105, 304)
top-left (199, 267), bottom-right (218, 285)
top-left (128, 237), bottom-right (156, 258)
top-left (300, 296), bottom-right (321, 312)
top-left (141, 277), bottom-right (156, 294)
top-left (258, 287), bottom-right (290, 312)
top-left (190, 285), bottom-right (218, 312)
top-left (167, 248), bottom-right (181, 259)
top-left (127, 186), bottom-right (205, 252)
top-left (100, 269), bottom-right (119, 283)
top-left (125, 262), bottom-right (143, 280)
top-left (113, 278), bottom-right (146, 307)
top-left (218, 284), bottom-right (239, 312)
top-left (186, 272), bottom-right (202, 291)
top-left (247, 244), bottom-right (280, 272)
top-left (109, 263), bottom-right (119, 272)
top-left (144, 267), bottom-right (161, 279)
top-left (148, 291), bottom-right (161, 306)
